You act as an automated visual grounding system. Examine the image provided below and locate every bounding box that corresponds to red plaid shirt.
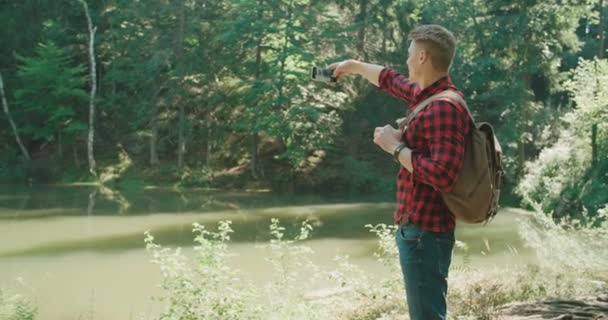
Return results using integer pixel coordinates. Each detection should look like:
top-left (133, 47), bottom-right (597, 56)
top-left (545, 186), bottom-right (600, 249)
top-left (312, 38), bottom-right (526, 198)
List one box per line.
top-left (378, 68), bottom-right (470, 233)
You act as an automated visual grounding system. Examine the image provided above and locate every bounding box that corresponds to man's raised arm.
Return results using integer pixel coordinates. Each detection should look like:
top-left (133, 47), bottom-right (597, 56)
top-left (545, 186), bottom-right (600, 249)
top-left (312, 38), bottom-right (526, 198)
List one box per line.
top-left (328, 59), bottom-right (419, 104)
top-left (328, 59), bottom-right (384, 86)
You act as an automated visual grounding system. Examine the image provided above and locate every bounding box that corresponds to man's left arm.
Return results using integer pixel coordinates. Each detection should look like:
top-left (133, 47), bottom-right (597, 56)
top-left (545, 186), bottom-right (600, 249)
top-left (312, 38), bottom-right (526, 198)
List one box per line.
top-left (373, 100), bottom-right (468, 190)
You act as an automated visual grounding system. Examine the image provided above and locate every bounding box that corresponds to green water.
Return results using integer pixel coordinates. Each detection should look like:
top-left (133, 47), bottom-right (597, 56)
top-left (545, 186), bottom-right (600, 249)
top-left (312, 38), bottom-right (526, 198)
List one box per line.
top-left (0, 185), bottom-right (533, 320)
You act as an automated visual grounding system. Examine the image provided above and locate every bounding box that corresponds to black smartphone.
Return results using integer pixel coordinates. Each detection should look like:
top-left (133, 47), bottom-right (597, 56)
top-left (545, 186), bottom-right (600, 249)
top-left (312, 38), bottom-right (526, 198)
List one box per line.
top-left (311, 66), bottom-right (337, 83)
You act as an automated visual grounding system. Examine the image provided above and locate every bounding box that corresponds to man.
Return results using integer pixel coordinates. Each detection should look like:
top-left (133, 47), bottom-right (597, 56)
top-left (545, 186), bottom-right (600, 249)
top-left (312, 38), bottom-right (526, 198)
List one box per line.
top-left (329, 25), bottom-right (469, 320)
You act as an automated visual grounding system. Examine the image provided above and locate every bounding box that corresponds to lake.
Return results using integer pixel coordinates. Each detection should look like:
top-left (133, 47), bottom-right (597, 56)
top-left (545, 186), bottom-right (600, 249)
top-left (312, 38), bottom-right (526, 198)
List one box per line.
top-left (0, 185), bottom-right (534, 320)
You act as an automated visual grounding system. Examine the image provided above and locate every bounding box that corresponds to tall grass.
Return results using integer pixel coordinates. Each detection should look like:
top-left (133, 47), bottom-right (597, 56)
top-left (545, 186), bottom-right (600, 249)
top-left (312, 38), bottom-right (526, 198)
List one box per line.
top-left (142, 204), bottom-right (607, 320)
top-left (448, 201), bottom-right (608, 320)
top-left (144, 221), bottom-right (408, 320)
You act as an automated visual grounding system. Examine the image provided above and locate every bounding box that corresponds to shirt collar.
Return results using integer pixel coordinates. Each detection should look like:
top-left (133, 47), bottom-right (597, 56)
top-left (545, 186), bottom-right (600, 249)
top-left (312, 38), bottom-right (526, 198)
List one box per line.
top-left (414, 75), bottom-right (455, 105)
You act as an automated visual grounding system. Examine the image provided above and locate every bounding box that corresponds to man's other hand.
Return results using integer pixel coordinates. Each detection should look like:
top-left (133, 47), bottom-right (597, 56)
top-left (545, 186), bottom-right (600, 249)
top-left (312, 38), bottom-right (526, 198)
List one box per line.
top-left (373, 125), bottom-right (401, 154)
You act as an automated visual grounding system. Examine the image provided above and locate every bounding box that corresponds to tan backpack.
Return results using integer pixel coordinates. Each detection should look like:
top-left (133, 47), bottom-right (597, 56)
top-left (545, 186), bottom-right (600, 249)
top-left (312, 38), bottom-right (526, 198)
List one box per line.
top-left (397, 90), bottom-right (504, 224)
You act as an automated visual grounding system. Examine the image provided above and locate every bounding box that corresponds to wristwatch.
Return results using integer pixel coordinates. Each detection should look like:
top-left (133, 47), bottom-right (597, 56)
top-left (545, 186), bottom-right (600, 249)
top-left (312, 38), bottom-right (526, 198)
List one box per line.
top-left (393, 142), bottom-right (407, 163)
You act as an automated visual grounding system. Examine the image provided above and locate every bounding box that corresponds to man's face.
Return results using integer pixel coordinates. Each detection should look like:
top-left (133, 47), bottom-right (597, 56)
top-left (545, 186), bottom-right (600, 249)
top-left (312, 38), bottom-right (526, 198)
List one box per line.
top-left (406, 41), bottom-right (423, 83)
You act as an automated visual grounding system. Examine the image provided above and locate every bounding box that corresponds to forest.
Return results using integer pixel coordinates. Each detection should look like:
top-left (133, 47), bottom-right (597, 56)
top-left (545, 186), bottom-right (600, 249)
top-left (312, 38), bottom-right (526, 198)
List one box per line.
top-left (0, 1), bottom-right (607, 217)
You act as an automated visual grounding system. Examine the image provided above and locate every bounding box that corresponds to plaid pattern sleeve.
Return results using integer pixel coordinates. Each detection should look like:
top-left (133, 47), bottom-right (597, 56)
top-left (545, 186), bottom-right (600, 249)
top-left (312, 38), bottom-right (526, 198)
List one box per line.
top-left (410, 99), bottom-right (468, 193)
top-left (378, 68), bottom-right (420, 104)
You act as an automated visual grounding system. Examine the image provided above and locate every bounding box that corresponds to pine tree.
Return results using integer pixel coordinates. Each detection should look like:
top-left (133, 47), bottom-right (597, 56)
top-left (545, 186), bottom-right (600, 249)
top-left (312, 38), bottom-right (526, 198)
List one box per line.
top-left (14, 42), bottom-right (88, 158)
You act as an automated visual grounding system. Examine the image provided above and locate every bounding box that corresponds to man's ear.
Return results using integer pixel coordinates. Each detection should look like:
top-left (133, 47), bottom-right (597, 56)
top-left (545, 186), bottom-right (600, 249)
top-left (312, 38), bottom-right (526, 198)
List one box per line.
top-left (418, 49), bottom-right (429, 65)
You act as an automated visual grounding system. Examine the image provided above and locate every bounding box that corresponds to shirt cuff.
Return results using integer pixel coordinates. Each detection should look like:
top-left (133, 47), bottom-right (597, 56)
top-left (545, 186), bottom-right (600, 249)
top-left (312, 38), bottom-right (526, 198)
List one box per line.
top-left (378, 67), bottom-right (394, 91)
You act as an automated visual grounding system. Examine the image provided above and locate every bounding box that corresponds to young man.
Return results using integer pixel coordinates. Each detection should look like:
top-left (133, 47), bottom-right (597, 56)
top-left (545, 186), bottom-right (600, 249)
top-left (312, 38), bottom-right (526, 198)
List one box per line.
top-left (329, 25), bottom-right (469, 320)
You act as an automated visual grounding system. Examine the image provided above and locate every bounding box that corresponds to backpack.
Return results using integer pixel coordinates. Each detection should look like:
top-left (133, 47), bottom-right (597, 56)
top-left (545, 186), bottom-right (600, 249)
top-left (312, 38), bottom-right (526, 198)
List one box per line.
top-left (397, 90), bottom-right (504, 224)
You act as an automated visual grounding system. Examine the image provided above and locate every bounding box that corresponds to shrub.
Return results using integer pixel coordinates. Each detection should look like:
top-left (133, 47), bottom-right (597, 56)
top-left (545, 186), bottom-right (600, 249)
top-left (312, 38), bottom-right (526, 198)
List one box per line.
top-left (0, 289), bottom-right (37, 320)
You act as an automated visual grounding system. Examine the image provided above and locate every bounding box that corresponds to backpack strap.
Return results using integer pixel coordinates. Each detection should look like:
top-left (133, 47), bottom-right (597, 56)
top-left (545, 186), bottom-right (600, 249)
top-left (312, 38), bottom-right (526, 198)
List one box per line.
top-left (397, 90), bottom-right (475, 130)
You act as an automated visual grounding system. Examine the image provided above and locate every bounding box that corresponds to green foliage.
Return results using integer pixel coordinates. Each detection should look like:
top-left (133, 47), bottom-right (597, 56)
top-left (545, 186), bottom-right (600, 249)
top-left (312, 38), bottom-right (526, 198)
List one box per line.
top-left (0, 147), bottom-right (26, 183)
top-left (518, 58), bottom-right (608, 218)
top-left (344, 156), bottom-right (395, 194)
top-left (14, 42), bottom-right (88, 144)
top-left (219, 0), bottom-right (348, 168)
top-left (516, 131), bottom-right (591, 215)
top-left (0, 289), bottom-right (37, 320)
top-left (145, 221), bottom-right (250, 320)
top-left (145, 219), bottom-right (332, 320)
top-left (1, 0), bottom-right (607, 202)
top-left (176, 167), bottom-right (212, 188)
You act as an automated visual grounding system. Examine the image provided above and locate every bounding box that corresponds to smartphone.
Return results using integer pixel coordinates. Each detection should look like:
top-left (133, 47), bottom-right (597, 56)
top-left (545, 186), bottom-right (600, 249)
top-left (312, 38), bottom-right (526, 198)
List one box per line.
top-left (311, 66), bottom-right (337, 83)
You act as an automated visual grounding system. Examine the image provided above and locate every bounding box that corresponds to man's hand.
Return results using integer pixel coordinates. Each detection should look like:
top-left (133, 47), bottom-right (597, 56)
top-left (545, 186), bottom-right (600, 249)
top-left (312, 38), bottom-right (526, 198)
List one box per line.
top-left (328, 59), bottom-right (359, 80)
top-left (373, 125), bottom-right (401, 154)
top-left (328, 60), bottom-right (384, 87)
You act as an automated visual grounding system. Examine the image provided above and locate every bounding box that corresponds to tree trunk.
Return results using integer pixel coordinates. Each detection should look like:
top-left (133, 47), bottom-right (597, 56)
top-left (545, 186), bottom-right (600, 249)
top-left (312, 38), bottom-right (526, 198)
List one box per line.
top-left (356, 0), bottom-right (368, 61)
top-left (251, 133), bottom-right (259, 179)
top-left (175, 0), bottom-right (186, 170)
top-left (469, 1), bottom-right (487, 55)
top-left (150, 125), bottom-right (160, 166)
top-left (381, 2), bottom-right (388, 57)
top-left (206, 107), bottom-right (211, 168)
top-left (592, 124), bottom-right (598, 167)
top-left (73, 146), bottom-right (81, 168)
top-left (149, 83), bottom-right (166, 167)
top-left (178, 103), bottom-right (185, 168)
top-left (58, 130), bottom-right (63, 160)
top-left (79, 0), bottom-right (97, 177)
top-left (0, 72), bottom-right (31, 161)
top-left (600, 0), bottom-right (605, 58)
top-left (592, 0), bottom-right (605, 168)
top-left (277, 0), bottom-right (293, 105)
top-left (251, 0), bottom-right (264, 179)
top-left (519, 76), bottom-right (532, 177)
top-left (87, 189), bottom-right (97, 215)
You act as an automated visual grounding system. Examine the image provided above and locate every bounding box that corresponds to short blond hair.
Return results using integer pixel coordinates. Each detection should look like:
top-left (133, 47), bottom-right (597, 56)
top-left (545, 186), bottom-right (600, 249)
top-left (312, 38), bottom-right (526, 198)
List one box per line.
top-left (408, 25), bottom-right (456, 72)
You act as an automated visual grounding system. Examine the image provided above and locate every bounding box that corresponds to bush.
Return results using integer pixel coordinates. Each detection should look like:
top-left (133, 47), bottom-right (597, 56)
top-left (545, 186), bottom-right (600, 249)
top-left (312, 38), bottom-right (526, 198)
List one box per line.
top-left (176, 166), bottom-right (212, 188)
top-left (0, 289), bottom-right (37, 320)
top-left (145, 220), bottom-right (407, 320)
top-left (517, 58), bottom-right (608, 219)
top-left (516, 131), bottom-right (591, 216)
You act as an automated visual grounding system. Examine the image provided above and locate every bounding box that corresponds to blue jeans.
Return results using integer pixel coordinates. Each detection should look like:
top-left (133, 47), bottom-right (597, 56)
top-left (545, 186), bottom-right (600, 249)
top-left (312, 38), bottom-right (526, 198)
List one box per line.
top-left (395, 223), bottom-right (455, 320)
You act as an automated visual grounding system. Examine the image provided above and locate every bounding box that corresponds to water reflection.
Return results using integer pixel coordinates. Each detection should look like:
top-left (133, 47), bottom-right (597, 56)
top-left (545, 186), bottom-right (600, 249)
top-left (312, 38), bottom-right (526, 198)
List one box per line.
top-left (0, 184), bottom-right (390, 218)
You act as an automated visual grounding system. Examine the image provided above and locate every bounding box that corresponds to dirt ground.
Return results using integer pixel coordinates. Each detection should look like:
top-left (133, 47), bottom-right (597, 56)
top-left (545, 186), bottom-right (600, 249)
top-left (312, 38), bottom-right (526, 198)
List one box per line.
top-left (497, 294), bottom-right (608, 320)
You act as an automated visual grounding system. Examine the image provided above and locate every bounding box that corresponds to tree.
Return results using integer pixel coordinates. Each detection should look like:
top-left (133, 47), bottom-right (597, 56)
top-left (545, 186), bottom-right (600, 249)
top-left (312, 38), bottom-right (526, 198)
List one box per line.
top-left (219, 0), bottom-right (348, 184)
top-left (14, 42), bottom-right (88, 159)
top-left (78, 0), bottom-right (98, 176)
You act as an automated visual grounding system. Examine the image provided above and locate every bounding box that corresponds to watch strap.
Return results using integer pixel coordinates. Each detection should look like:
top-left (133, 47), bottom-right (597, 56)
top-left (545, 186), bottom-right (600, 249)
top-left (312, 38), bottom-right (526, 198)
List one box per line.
top-left (393, 142), bottom-right (407, 162)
